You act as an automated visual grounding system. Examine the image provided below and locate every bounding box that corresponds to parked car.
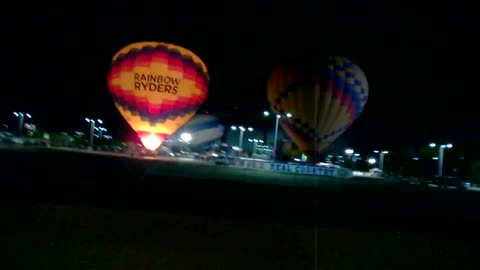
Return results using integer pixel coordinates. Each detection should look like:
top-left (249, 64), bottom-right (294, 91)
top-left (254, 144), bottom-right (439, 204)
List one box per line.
top-left (422, 176), bottom-right (471, 189)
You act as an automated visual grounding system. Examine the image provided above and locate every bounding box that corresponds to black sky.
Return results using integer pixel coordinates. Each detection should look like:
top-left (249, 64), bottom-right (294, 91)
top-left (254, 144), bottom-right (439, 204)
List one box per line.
top-left (0, 0), bottom-right (478, 150)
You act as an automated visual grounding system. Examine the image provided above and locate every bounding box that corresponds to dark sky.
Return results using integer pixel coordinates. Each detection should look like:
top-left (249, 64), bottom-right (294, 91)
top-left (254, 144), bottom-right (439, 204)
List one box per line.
top-left (0, 0), bottom-right (478, 150)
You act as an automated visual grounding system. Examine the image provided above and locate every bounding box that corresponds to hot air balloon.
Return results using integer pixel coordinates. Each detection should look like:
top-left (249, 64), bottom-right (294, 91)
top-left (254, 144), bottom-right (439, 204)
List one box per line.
top-left (168, 113), bottom-right (225, 149)
top-left (107, 42), bottom-right (209, 151)
top-left (280, 140), bottom-right (302, 160)
top-left (267, 56), bottom-right (368, 158)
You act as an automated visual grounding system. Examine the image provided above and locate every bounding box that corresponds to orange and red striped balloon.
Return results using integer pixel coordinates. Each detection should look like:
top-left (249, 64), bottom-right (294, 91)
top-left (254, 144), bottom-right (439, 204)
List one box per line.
top-left (107, 42), bottom-right (209, 151)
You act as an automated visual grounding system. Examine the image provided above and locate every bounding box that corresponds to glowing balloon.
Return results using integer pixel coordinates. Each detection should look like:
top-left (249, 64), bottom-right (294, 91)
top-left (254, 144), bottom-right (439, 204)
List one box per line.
top-left (169, 113), bottom-right (224, 149)
top-left (267, 56), bottom-right (368, 156)
top-left (107, 42), bottom-right (209, 151)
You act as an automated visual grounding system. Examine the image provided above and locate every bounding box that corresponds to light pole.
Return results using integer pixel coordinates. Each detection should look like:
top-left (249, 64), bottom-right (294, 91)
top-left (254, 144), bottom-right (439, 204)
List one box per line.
top-left (352, 153), bottom-right (360, 170)
top-left (96, 127), bottom-right (107, 138)
top-left (85, 118), bottom-right (102, 148)
top-left (231, 126), bottom-right (253, 150)
top-left (373, 150), bottom-right (389, 171)
top-left (344, 148), bottom-right (354, 168)
top-left (13, 112), bottom-right (31, 134)
top-left (248, 139), bottom-right (264, 155)
top-left (263, 110), bottom-right (292, 160)
top-left (429, 143), bottom-right (453, 176)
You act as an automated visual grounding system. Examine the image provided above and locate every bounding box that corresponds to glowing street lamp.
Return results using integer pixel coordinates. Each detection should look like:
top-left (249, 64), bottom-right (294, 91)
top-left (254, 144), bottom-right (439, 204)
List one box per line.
top-left (95, 127), bottom-right (107, 138)
top-left (13, 112), bottom-right (31, 134)
top-left (85, 118), bottom-right (103, 148)
top-left (373, 150), bottom-right (389, 171)
top-left (429, 142), bottom-right (453, 176)
top-left (263, 110), bottom-right (292, 160)
top-left (248, 138), bottom-right (264, 154)
top-left (231, 125), bottom-right (253, 150)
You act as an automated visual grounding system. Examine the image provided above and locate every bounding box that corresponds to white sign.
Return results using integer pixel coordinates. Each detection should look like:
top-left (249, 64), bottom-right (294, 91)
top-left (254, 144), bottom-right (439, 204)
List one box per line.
top-left (230, 159), bottom-right (352, 178)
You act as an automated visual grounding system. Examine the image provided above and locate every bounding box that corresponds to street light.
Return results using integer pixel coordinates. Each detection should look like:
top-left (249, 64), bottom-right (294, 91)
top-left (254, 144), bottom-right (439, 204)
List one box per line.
top-left (85, 118), bottom-right (102, 148)
top-left (231, 125), bottom-right (253, 150)
top-left (345, 149), bottom-right (354, 155)
top-left (248, 138), bottom-right (264, 154)
top-left (13, 112), bottom-right (32, 134)
top-left (263, 110), bottom-right (292, 160)
top-left (95, 127), bottom-right (107, 138)
top-left (429, 143), bottom-right (453, 176)
top-left (373, 150), bottom-right (389, 171)
top-left (368, 158), bottom-right (377, 164)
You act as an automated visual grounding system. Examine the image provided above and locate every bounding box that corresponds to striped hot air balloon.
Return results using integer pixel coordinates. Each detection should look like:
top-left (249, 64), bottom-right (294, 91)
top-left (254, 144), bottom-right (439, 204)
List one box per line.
top-left (169, 113), bottom-right (225, 149)
top-left (107, 42), bottom-right (209, 151)
top-left (267, 56), bottom-right (368, 157)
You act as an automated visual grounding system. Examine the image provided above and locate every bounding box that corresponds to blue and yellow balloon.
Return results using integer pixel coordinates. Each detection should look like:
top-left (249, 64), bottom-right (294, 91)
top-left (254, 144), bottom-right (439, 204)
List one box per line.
top-left (267, 56), bottom-right (368, 156)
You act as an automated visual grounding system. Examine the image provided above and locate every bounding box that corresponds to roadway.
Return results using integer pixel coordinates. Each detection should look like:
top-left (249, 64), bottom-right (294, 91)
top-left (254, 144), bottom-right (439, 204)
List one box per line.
top-left (1, 146), bottom-right (480, 269)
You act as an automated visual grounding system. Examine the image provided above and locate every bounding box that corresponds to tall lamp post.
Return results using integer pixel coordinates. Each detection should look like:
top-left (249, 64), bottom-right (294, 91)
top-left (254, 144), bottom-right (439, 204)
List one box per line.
top-left (429, 143), bottom-right (453, 176)
top-left (263, 110), bottom-right (292, 160)
top-left (13, 112), bottom-right (31, 134)
top-left (373, 150), bottom-right (389, 171)
top-left (248, 139), bottom-right (264, 155)
top-left (231, 126), bottom-right (253, 150)
top-left (96, 127), bottom-right (107, 138)
top-left (85, 118), bottom-right (103, 148)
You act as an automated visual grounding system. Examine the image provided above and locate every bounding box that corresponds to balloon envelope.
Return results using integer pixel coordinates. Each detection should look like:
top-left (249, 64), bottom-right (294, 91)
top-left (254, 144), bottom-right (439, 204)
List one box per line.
top-left (169, 113), bottom-right (225, 149)
top-left (107, 42), bottom-right (209, 151)
top-left (267, 56), bottom-right (368, 156)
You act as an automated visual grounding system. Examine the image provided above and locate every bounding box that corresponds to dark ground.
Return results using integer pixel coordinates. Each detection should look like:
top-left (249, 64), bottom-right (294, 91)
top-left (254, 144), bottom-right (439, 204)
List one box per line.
top-left (1, 148), bottom-right (480, 269)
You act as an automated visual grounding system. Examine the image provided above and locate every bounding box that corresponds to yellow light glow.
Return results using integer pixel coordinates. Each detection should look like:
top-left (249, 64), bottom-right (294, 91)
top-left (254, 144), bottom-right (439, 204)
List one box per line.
top-left (139, 133), bottom-right (163, 151)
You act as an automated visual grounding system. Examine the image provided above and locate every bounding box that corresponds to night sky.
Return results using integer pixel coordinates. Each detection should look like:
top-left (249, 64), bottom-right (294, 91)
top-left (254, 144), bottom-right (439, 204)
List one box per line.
top-left (0, 1), bottom-right (477, 151)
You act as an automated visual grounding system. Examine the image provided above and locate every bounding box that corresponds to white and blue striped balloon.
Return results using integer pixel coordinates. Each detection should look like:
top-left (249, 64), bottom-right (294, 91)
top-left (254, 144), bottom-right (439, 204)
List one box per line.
top-left (169, 113), bottom-right (224, 148)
